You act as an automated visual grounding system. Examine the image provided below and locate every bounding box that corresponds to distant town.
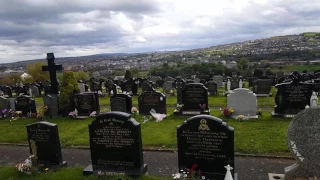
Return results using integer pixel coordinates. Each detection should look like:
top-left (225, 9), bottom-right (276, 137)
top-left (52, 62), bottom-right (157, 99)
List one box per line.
top-left (1, 32), bottom-right (320, 79)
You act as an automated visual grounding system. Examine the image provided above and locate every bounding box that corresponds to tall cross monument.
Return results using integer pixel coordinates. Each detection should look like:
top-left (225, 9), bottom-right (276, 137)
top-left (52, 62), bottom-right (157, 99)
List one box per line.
top-left (42, 53), bottom-right (63, 95)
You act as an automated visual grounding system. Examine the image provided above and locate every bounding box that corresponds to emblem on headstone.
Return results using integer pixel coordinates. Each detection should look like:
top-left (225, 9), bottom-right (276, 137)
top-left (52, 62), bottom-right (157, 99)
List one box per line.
top-left (198, 119), bottom-right (210, 131)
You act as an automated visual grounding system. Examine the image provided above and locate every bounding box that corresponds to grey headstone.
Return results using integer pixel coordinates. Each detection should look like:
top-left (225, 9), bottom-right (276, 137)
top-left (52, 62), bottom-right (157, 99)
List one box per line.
top-left (163, 81), bottom-right (174, 94)
top-left (227, 88), bottom-right (257, 117)
top-left (213, 75), bottom-right (223, 87)
top-left (0, 96), bottom-right (10, 111)
top-left (30, 85), bottom-right (40, 97)
top-left (8, 98), bottom-right (16, 111)
top-left (284, 107), bottom-right (320, 179)
top-left (78, 83), bottom-right (85, 93)
top-left (43, 95), bottom-right (59, 117)
top-left (193, 78), bottom-right (200, 83)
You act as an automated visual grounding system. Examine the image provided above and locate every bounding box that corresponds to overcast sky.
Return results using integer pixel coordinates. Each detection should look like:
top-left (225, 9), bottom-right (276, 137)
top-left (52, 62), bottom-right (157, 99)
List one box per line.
top-left (0, 0), bottom-right (320, 63)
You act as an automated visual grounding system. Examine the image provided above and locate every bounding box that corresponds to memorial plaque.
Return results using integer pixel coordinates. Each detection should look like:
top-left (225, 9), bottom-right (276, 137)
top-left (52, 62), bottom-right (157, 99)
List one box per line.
top-left (177, 115), bottom-right (234, 180)
top-left (272, 80), bottom-right (313, 117)
top-left (73, 92), bottom-right (99, 116)
top-left (138, 91), bottom-right (166, 115)
top-left (110, 94), bottom-right (132, 113)
top-left (26, 121), bottom-right (66, 169)
top-left (83, 112), bottom-right (147, 176)
top-left (15, 95), bottom-right (37, 116)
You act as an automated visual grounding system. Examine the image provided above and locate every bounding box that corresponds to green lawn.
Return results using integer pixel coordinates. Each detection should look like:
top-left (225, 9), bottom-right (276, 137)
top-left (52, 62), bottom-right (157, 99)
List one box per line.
top-left (0, 167), bottom-right (167, 180)
top-left (0, 108), bottom-right (290, 155)
top-left (34, 86), bottom-right (277, 108)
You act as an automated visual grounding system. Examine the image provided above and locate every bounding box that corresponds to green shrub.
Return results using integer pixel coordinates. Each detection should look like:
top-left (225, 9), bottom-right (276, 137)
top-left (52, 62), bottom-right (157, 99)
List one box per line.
top-left (59, 71), bottom-right (80, 115)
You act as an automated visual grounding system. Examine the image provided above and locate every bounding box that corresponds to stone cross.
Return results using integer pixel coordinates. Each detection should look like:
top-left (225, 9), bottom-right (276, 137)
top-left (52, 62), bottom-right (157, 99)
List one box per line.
top-left (42, 53), bottom-right (63, 95)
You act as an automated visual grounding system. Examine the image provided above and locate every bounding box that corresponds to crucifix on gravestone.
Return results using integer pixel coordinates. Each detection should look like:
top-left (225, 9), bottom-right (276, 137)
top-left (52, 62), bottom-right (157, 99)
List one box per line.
top-left (42, 53), bottom-right (63, 95)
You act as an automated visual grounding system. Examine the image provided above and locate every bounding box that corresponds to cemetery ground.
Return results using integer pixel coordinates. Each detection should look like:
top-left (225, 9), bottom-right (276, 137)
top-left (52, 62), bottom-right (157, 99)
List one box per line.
top-left (0, 107), bottom-right (290, 156)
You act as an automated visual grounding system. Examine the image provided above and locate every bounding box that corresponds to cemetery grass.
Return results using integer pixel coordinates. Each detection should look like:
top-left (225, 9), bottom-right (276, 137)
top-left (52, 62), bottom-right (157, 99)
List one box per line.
top-left (34, 86), bottom-right (278, 108)
top-left (0, 167), bottom-right (168, 180)
top-left (0, 108), bottom-right (291, 156)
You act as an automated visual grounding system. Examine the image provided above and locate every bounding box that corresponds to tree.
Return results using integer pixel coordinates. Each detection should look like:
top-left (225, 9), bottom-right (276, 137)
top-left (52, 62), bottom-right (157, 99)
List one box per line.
top-left (124, 70), bottom-right (132, 80)
top-left (260, 60), bottom-right (270, 68)
top-left (236, 58), bottom-right (249, 71)
top-left (59, 71), bottom-right (80, 116)
top-left (26, 62), bottom-right (50, 82)
top-left (74, 71), bottom-right (89, 81)
top-left (130, 68), bottom-right (140, 77)
top-left (163, 62), bottom-right (169, 68)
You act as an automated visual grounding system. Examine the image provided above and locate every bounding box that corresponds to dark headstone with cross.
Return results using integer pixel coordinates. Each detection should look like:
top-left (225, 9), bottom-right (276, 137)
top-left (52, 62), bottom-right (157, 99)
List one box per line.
top-left (42, 53), bottom-right (63, 95)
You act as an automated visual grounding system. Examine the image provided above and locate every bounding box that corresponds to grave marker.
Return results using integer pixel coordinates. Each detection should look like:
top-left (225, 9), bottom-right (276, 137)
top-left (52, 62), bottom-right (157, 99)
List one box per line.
top-left (83, 112), bottom-right (147, 176)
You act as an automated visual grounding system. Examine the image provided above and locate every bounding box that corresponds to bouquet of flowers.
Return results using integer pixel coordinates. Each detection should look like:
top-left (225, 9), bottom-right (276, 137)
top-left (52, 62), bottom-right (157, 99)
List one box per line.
top-left (16, 154), bottom-right (38, 175)
top-left (37, 106), bottom-right (48, 119)
top-left (173, 164), bottom-right (205, 180)
top-left (222, 108), bottom-right (234, 118)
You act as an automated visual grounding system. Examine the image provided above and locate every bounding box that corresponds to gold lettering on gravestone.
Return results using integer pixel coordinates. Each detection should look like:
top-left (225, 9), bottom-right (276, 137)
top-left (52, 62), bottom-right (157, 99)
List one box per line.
top-left (96, 159), bottom-right (134, 167)
top-left (182, 129), bottom-right (228, 160)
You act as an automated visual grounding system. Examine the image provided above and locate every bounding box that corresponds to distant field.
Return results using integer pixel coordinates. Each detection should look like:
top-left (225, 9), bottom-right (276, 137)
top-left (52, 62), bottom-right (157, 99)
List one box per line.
top-left (302, 32), bottom-right (320, 37)
top-left (273, 64), bottom-right (320, 72)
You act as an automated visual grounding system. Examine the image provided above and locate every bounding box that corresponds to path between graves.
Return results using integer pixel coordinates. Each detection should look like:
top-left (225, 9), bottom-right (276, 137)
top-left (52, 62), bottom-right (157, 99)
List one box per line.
top-left (0, 145), bottom-right (294, 180)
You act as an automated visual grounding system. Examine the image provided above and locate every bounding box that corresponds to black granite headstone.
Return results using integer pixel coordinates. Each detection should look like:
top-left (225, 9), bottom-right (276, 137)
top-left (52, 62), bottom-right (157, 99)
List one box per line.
top-left (73, 92), bottom-right (100, 117)
top-left (110, 94), bottom-right (132, 113)
top-left (177, 115), bottom-right (235, 180)
top-left (14, 95), bottom-right (36, 116)
top-left (206, 81), bottom-right (218, 96)
top-left (175, 83), bottom-right (210, 116)
top-left (26, 121), bottom-right (67, 170)
top-left (272, 79), bottom-right (314, 117)
top-left (252, 79), bottom-right (272, 96)
top-left (138, 91), bottom-right (166, 115)
top-left (83, 112), bottom-right (147, 176)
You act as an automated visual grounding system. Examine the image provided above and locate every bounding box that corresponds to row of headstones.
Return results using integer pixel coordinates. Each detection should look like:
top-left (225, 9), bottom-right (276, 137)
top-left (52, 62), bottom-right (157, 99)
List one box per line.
top-left (26, 113), bottom-right (236, 179)
top-left (27, 108), bottom-right (320, 179)
top-left (0, 81), bottom-right (53, 98)
top-left (78, 75), bottom-right (226, 97)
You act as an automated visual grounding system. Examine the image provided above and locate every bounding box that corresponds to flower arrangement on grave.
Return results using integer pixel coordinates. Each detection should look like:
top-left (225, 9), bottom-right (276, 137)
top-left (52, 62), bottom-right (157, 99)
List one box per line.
top-left (256, 108), bottom-right (262, 115)
top-left (68, 109), bottom-right (78, 118)
top-left (16, 140), bottom-right (38, 175)
top-left (175, 104), bottom-right (184, 112)
top-left (222, 108), bottom-right (234, 117)
top-left (10, 111), bottom-right (22, 122)
top-left (173, 164), bottom-right (205, 180)
top-left (199, 104), bottom-right (207, 112)
top-left (236, 115), bottom-right (245, 122)
top-left (1, 109), bottom-right (13, 118)
top-left (131, 107), bottom-right (138, 114)
top-left (89, 111), bottom-right (96, 117)
top-left (37, 106), bottom-right (48, 120)
top-left (30, 112), bottom-right (37, 118)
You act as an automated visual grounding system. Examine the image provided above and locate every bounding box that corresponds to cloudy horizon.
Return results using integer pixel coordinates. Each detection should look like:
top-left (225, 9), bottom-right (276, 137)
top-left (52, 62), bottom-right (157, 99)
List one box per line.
top-left (0, 0), bottom-right (320, 63)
